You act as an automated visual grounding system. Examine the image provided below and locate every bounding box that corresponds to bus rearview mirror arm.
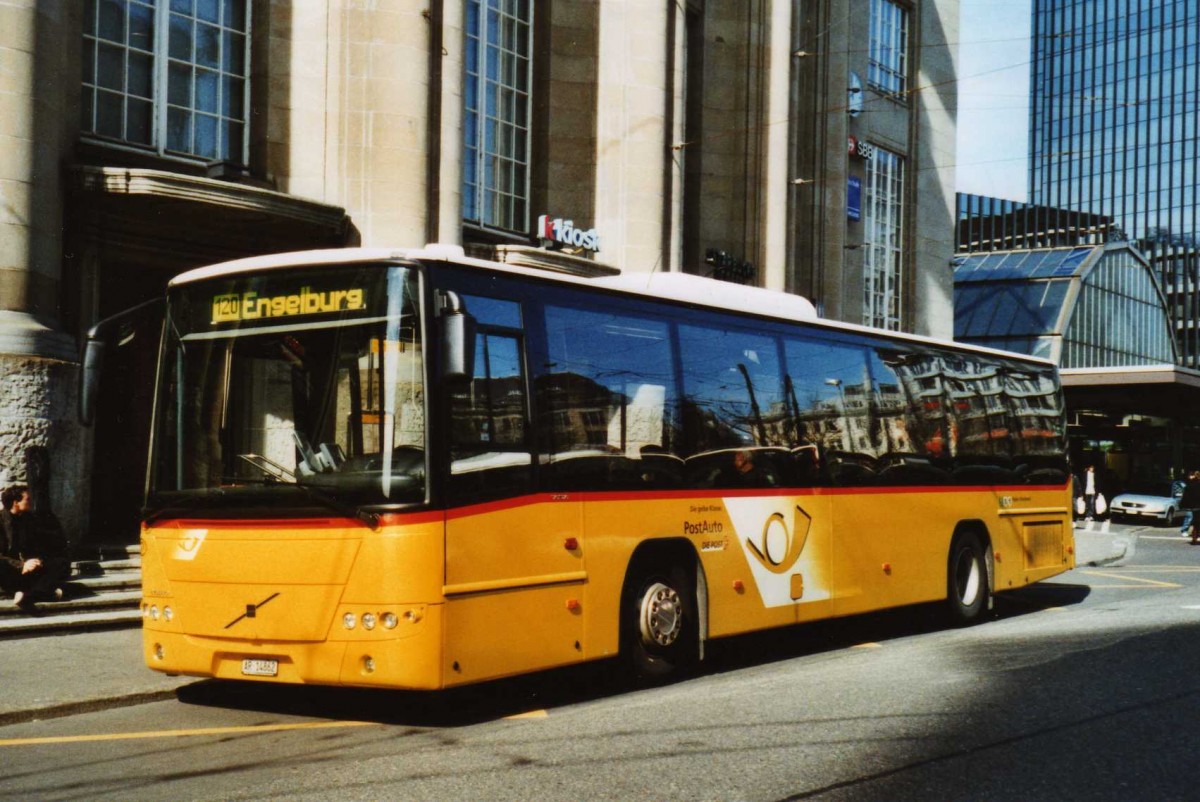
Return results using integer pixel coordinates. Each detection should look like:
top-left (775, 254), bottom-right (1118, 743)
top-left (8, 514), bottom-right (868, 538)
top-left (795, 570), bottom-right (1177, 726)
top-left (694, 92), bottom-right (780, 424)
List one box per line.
top-left (438, 291), bottom-right (476, 381)
top-left (78, 298), bottom-right (165, 427)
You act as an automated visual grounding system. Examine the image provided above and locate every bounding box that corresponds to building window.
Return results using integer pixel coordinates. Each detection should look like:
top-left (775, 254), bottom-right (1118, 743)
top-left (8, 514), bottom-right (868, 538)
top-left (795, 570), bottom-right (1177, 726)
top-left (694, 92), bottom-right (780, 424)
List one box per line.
top-left (868, 0), bottom-right (907, 97)
top-left (864, 146), bottom-right (905, 331)
top-left (82, 0), bottom-right (250, 163)
top-left (463, 0), bottom-right (533, 234)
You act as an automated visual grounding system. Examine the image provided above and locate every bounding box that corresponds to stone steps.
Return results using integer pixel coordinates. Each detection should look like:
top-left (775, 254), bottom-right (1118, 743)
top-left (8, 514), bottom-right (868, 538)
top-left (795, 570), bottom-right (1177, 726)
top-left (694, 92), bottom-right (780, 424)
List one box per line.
top-left (0, 545), bottom-right (142, 639)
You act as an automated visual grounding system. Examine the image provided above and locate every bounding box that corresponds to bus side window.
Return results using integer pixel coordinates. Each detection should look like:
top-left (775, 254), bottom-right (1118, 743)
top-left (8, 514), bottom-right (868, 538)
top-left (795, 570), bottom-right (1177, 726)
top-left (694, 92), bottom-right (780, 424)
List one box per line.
top-left (447, 329), bottom-right (532, 503)
top-left (538, 304), bottom-right (682, 491)
top-left (677, 321), bottom-right (806, 489)
top-left (781, 337), bottom-right (873, 487)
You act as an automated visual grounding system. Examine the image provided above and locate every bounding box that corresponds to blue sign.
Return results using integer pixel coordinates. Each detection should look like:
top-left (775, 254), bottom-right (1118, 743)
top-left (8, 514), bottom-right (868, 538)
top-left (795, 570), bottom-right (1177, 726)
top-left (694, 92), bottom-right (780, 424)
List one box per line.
top-left (847, 175), bottom-right (862, 221)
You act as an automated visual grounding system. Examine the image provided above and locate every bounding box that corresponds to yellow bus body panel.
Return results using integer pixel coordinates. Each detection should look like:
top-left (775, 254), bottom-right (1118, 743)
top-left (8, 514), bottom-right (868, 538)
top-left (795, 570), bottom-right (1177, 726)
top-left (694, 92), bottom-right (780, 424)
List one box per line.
top-left (141, 484), bottom-right (1072, 689)
top-left (141, 516), bottom-right (449, 689)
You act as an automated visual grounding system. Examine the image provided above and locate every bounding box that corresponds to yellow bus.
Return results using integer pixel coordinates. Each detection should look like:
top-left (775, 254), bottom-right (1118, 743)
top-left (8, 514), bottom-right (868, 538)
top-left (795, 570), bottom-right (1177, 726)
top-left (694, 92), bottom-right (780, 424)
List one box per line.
top-left (82, 245), bottom-right (1074, 688)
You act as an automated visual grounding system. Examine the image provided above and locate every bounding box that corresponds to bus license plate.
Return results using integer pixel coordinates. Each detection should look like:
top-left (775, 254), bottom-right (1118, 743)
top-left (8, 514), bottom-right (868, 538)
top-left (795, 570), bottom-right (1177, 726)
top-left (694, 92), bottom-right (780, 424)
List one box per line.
top-left (241, 658), bottom-right (278, 677)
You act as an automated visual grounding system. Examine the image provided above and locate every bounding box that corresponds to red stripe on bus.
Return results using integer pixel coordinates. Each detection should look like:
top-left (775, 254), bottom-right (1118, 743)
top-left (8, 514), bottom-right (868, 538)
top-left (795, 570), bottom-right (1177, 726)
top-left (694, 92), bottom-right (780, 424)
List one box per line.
top-left (443, 483), bottom-right (1069, 519)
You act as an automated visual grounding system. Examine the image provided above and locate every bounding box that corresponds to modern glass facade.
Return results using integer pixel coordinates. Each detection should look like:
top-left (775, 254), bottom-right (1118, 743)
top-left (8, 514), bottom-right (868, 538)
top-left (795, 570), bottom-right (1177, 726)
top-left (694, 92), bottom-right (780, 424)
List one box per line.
top-left (1030, 0), bottom-right (1200, 366)
top-left (956, 193), bottom-right (1114, 253)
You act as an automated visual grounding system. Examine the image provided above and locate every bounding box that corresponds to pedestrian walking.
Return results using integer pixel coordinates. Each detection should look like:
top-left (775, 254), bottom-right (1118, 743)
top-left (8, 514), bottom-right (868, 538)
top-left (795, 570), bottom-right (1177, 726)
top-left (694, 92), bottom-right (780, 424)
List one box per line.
top-left (1180, 471), bottom-right (1200, 544)
top-left (1083, 464), bottom-right (1099, 521)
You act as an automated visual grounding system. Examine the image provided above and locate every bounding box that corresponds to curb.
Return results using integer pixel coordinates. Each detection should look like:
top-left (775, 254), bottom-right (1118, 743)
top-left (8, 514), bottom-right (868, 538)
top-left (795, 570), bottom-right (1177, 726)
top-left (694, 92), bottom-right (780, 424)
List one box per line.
top-left (0, 689), bottom-right (180, 728)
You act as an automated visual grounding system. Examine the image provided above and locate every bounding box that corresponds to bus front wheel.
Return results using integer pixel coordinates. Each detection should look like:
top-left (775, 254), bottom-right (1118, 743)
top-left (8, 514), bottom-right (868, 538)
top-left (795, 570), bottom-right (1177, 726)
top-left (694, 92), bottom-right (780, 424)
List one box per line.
top-left (947, 532), bottom-right (989, 625)
top-left (622, 562), bottom-right (697, 681)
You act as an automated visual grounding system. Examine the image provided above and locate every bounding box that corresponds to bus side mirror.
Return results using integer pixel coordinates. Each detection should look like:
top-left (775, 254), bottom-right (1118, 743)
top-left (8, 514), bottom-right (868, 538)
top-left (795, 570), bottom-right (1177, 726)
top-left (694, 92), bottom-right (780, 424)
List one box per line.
top-left (438, 292), bottom-right (476, 381)
top-left (78, 298), bottom-right (165, 427)
top-left (79, 337), bottom-right (106, 427)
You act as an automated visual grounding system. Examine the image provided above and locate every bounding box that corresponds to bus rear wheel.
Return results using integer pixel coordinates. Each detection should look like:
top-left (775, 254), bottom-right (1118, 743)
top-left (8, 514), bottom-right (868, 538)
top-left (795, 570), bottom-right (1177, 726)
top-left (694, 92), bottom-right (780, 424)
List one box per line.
top-left (947, 532), bottom-right (989, 625)
top-left (623, 562), bottom-right (697, 681)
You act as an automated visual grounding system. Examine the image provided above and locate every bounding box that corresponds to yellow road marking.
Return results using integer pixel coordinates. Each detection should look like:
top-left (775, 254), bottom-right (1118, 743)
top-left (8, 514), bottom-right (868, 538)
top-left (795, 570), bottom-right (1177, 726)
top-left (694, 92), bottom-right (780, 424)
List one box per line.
top-left (1076, 569), bottom-right (1182, 589)
top-left (505, 709), bottom-right (548, 719)
top-left (0, 720), bottom-right (375, 748)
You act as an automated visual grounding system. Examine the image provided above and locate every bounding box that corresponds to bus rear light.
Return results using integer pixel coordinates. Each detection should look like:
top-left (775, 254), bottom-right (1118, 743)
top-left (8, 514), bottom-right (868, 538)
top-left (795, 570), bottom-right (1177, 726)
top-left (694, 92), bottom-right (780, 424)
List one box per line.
top-left (566, 598), bottom-right (580, 611)
top-left (882, 563), bottom-right (892, 575)
top-left (732, 579), bottom-right (745, 592)
top-left (995, 551), bottom-right (1002, 562)
top-left (564, 537), bottom-right (579, 550)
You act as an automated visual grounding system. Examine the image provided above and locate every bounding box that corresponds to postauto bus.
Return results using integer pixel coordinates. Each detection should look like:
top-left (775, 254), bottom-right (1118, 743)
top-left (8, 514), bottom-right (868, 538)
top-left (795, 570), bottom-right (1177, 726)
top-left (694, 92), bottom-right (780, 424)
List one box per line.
top-left (79, 245), bottom-right (1074, 689)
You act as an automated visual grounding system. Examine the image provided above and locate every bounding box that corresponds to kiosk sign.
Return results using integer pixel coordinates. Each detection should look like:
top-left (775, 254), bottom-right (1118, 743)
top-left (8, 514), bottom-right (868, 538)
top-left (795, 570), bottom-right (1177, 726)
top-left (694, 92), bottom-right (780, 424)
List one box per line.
top-left (537, 215), bottom-right (600, 252)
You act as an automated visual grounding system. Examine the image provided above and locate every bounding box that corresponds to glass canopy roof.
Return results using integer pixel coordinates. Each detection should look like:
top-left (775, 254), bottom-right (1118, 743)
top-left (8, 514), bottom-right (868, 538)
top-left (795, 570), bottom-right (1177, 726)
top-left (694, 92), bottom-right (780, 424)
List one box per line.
top-left (953, 244), bottom-right (1175, 367)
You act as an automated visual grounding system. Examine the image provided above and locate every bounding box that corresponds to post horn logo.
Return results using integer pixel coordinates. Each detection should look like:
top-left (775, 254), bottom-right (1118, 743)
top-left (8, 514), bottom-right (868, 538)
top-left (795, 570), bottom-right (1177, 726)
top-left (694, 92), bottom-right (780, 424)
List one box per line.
top-left (745, 505), bottom-right (812, 574)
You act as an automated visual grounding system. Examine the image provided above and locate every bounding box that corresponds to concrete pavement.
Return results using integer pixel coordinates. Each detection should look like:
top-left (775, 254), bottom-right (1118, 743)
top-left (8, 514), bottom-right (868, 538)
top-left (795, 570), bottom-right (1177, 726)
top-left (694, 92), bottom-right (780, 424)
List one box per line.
top-left (1073, 519), bottom-right (1138, 567)
top-left (0, 526), bottom-right (1134, 727)
top-left (0, 628), bottom-right (190, 726)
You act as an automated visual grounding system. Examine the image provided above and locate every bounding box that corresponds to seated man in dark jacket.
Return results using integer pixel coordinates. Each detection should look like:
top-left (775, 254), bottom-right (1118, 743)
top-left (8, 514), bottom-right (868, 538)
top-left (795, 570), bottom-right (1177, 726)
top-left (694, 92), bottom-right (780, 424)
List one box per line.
top-left (1, 485), bottom-right (70, 611)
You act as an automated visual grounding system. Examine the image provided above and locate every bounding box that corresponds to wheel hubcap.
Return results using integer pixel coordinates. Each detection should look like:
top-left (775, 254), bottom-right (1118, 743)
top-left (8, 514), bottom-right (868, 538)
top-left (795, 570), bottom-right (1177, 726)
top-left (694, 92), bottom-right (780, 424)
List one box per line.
top-left (956, 551), bottom-right (981, 607)
top-left (639, 582), bottom-right (683, 647)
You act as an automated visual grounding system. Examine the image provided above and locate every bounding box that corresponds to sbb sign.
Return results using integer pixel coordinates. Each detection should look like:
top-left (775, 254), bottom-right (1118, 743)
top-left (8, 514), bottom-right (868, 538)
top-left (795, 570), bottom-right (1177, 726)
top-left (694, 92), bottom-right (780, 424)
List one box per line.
top-left (847, 136), bottom-right (876, 160)
top-left (537, 215), bottom-right (600, 252)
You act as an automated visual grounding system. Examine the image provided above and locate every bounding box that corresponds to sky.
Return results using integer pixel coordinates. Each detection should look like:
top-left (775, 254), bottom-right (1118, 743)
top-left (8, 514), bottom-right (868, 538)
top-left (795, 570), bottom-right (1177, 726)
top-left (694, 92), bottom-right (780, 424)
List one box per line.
top-left (955, 0), bottom-right (1032, 201)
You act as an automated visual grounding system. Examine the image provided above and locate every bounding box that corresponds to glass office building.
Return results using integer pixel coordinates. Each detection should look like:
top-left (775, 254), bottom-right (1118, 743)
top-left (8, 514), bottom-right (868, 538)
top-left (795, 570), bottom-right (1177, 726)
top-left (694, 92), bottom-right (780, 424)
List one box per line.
top-left (956, 193), bottom-right (1114, 253)
top-left (1030, 0), bottom-right (1200, 367)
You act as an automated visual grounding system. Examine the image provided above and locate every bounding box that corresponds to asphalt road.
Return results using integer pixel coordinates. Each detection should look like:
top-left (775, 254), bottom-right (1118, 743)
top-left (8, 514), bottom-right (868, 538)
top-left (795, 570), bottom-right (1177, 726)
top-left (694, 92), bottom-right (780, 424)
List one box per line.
top-left (4, 523), bottom-right (1200, 801)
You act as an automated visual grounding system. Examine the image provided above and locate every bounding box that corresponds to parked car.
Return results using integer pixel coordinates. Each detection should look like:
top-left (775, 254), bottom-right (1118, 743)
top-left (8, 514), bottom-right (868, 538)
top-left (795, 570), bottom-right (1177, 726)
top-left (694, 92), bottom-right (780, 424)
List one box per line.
top-left (1109, 481), bottom-right (1185, 525)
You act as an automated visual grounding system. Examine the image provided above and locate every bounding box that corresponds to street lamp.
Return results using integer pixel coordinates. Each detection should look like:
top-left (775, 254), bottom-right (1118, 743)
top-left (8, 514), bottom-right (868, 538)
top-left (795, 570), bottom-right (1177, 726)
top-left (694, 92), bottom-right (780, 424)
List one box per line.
top-left (825, 378), bottom-right (850, 451)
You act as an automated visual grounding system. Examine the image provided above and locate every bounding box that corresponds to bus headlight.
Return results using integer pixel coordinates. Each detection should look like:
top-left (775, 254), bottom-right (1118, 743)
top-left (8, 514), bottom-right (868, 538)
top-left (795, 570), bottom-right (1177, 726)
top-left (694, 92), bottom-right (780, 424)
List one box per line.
top-left (163, 606), bottom-right (174, 622)
top-left (149, 605), bottom-right (159, 621)
top-left (362, 612), bottom-right (376, 630)
top-left (343, 612), bottom-right (357, 630)
top-left (382, 612), bottom-right (398, 630)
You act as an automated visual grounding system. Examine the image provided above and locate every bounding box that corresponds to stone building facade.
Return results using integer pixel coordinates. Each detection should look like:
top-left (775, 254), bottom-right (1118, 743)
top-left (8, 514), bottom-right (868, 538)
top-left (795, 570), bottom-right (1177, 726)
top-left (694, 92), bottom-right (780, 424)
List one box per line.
top-left (1, 0), bottom-right (958, 544)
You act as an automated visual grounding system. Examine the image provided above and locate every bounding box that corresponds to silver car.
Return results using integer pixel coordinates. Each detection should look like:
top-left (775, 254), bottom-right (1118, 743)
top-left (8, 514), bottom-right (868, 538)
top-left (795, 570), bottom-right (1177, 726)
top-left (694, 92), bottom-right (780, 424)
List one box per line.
top-left (1109, 481), bottom-right (1184, 525)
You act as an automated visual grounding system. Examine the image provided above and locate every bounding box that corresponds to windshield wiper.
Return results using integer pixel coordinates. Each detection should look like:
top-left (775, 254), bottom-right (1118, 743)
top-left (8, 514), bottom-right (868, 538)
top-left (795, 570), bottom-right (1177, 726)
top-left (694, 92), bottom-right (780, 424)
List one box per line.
top-left (292, 482), bottom-right (381, 530)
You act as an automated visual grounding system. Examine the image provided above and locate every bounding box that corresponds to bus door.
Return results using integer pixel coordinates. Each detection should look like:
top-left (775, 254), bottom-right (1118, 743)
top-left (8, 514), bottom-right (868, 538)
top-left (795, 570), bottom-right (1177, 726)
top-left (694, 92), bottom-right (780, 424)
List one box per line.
top-left (442, 293), bottom-right (584, 684)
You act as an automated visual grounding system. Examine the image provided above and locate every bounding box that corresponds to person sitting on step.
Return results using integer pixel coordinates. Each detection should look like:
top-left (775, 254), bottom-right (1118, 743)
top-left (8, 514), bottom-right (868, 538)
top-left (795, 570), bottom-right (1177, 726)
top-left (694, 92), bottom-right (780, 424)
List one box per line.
top-left (0, 485), bottom-right (69, 612)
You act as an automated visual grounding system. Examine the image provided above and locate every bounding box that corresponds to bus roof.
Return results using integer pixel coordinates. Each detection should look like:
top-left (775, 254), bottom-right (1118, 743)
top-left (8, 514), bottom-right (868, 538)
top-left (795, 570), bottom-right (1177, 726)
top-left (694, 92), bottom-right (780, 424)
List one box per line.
top-left (169, 245), bottom-right (1056, 369)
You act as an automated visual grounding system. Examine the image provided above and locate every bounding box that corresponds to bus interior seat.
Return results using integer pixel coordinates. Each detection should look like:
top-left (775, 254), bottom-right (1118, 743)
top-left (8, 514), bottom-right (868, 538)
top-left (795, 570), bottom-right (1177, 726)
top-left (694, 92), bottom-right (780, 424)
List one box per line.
top-left (319, 442), bottom-right (346, 470)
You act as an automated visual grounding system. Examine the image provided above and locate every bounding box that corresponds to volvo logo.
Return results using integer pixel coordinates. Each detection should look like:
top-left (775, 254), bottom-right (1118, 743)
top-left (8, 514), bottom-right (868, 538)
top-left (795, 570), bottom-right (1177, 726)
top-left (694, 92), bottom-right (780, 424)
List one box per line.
top-left (225, 592), bottom-right (280, 629)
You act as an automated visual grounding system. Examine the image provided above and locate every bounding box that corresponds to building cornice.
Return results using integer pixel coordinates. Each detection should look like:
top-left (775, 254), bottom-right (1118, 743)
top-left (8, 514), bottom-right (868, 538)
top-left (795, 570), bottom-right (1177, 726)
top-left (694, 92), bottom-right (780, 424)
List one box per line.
top-left (72, 166), bottom-right (348, 232)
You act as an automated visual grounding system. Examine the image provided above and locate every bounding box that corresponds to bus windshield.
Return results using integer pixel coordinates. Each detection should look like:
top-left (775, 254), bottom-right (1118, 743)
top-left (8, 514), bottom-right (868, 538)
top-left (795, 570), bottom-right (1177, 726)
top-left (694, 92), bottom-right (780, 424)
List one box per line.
top-left (147, 263), bottom-right (426, 518)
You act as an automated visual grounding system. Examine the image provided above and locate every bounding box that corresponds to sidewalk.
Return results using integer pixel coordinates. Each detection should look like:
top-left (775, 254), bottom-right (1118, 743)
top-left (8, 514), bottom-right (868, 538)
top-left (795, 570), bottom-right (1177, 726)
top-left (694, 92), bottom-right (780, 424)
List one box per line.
top-left (1072, 520), bottom-right (1137, 566)
top-left (0, 628), bottom-right (191, 726)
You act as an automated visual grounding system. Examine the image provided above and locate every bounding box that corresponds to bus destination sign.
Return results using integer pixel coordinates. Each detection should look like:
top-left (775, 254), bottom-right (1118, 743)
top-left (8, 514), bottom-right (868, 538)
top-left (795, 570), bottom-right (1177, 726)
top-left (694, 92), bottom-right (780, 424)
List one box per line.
top-left (210, 286), bottom-right (367, 325)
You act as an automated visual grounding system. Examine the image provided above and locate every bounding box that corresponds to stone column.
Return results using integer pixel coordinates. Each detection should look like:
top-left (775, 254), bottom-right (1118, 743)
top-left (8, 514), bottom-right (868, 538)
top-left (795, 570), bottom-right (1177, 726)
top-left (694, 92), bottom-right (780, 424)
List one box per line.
top-left (595, 0), bottom-right (672, 273)
top-left (0, 2), bottom-right (87, 542)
